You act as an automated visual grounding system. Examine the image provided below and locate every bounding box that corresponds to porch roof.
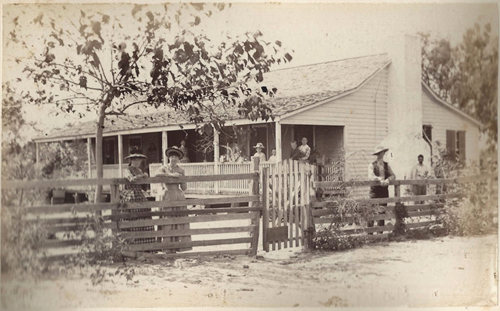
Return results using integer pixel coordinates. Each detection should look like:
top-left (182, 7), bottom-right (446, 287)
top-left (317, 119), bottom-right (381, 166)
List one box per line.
top-left (34, 53), bottom-right (391, 142)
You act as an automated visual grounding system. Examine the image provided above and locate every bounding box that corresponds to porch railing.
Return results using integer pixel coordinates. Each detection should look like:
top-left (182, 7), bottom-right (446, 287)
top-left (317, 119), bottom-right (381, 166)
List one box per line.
top-left (90, 162), bottom-right (277, 195)
top-left (149, 161), bottom-right (277, 196)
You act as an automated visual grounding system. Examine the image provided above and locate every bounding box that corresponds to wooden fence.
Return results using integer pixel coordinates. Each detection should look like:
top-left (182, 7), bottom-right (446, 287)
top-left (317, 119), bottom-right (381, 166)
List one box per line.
top-left (310, 175), bottom-right (494, 242)
top-left (2, 169), bottom-right (262, 261)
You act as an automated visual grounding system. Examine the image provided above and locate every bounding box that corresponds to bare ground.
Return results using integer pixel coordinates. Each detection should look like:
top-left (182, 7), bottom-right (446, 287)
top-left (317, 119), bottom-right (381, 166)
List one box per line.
top-left (1, 234), bottom-right (497, 309)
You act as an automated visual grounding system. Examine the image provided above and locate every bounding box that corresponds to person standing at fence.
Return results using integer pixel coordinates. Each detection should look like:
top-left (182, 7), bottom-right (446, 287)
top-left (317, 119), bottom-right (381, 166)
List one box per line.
top-left (290, 140), bottom-right (303, 160)
top-left (268, 149), bottom-right (277, 162)
top-left (367, 145), bottom-right (396, 233)
top-left (253, 142), bottom-right (267, 162)
top-left (156, 146), bottom-right (192, 253)
top-left (298, 137), bottom-right (311, 162)
top-left (410, 154), bottom-right (432, 202)
top-left (120, 148), bottom-right (155, 244)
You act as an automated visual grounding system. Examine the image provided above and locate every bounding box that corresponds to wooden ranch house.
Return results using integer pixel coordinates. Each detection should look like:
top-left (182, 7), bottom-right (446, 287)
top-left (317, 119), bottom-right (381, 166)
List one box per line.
top-left (34, 35), bottom-right (481, 195)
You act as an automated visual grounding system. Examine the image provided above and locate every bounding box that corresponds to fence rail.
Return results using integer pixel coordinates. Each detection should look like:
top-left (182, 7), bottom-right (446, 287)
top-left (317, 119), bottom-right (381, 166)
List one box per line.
top-left (3, 162), bottom-right (262, 261)
top-left (310, 174), bottom-right (495, 245)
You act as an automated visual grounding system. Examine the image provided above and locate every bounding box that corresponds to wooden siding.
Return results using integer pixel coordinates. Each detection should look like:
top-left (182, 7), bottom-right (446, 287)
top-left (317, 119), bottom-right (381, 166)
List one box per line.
top-left (281, 67), bottom-right (389, 183)
top-left (421, 87), bottom-right (480, 164)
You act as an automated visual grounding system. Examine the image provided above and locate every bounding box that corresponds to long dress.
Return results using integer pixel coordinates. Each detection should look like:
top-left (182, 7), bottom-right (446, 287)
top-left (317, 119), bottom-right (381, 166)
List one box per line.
top-left (120, 166), bottom-right (155, 244)
top-left (158, 164), bottom-right (192, 253)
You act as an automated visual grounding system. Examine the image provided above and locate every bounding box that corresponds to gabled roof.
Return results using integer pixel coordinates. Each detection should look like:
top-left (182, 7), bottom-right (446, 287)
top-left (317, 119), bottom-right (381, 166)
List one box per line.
top-left (421, 82), bottom-right (482, 127)
top-left (34, 53), bottom-right (392, 142)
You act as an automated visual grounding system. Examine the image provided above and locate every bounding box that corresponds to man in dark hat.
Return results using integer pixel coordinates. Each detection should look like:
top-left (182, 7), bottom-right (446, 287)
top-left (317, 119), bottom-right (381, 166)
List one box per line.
top-left (367, 145), bottom-right (396, 233)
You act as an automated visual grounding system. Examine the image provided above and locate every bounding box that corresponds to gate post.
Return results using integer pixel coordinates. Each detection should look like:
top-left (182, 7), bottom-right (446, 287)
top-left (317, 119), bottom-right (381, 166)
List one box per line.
top-left (261, 167), bottom-right (269, 252)
top-left (249, 156), bottom-right (261, 255)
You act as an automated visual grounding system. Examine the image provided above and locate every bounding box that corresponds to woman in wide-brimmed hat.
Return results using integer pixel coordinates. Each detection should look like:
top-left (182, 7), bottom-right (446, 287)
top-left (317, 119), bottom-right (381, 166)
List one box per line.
top-left (156, 146), bottom-right (191, 252)
top-left (252, 142), bottom-right (266, 162)
top-left (120, 147), bottom-right (155, 244)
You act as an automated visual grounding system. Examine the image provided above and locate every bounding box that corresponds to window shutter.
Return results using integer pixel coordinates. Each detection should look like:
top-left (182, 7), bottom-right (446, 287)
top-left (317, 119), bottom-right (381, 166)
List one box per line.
top-left (446, 130), bottom-right (456, 159)
top-left (458, 131), bottom-right (466, 162)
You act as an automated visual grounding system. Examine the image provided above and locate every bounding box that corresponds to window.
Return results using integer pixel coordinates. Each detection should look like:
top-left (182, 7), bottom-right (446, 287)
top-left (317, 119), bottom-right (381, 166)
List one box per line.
top-left (446, 130), bottom-right (465, 162)
top-left (422, 125), bottom-right (432, 143)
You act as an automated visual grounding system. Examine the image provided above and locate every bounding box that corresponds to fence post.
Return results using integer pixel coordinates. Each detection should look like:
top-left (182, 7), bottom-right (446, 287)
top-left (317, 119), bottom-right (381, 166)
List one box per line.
top-left (262, 167), bottom-right (269, 252)
top-left (393, 182), bottom-right (405, 235)
top-left (249, 156), bottom-right (261, 255)
top-left (108, 182), bottom-right (120, 238)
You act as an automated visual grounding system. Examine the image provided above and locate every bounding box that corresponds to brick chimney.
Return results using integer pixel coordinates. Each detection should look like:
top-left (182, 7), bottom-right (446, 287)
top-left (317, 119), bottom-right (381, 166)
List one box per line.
top-left (381, 34), bottom-right (431, 179)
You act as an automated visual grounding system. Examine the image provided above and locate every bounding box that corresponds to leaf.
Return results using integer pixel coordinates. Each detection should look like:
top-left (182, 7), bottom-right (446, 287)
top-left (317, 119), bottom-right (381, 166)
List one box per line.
top-left (194, 16), bottom-right (201, 26)
top-left (131, 4), bottom-right (145, 17)
top-left (255, 71), bottom-right (263, 83)
top-left (146, 11), bottom-right (154, 21)
top-left (191, 3), bottom-right (204, 10)
top-left (284, 53), bottom-right (293, 62)
top-left (33, 13), bottom-right (44, 25)
top-left (102, 14), bottom-right (110, 24)
top-left (91, 21), bottom-right (101, 36)
top-left (79, 76), bottom-right (87, 89)
top-left (275, 40), bottom-right (282, 47)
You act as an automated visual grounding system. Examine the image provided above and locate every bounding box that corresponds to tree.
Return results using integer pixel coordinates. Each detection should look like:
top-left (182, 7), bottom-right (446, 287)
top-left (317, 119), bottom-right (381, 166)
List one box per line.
top-left (6, 3), bottom-right (292, 202)
top-left (420, 23), bottom-right (498, 149)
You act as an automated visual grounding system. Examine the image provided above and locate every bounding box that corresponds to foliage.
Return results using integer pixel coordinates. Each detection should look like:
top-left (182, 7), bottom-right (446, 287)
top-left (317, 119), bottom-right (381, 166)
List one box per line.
top-left (420, 23), bottom-right (498, 147)
top-left (5, 3), bottom-right (293, 201)
top-left (312, 228), bottom-right (367, 251)
top-left (439, 177), bottom-right (497, 236)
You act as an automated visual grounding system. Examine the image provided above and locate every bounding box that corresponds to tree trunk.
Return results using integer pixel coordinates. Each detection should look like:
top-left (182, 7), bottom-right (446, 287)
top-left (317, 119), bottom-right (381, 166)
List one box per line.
top-left (94, 103), bottom-right (108, 203)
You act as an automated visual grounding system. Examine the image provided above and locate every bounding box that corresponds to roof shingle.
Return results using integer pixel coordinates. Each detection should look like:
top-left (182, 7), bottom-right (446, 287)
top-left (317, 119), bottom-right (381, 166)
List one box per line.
top-left (35, 53), bottom-right (391, 141)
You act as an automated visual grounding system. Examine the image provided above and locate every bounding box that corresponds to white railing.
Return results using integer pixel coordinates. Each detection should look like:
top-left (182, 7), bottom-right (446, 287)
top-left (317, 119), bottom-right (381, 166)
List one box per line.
top-left (91, 162), bottom-right (279, 195)
top-left (149, 161), bottom-right (278, 195)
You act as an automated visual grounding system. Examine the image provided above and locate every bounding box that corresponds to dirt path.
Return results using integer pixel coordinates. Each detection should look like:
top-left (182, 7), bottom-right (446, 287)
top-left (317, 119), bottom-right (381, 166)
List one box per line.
top-left (2, 234), bottom-right (497, 309)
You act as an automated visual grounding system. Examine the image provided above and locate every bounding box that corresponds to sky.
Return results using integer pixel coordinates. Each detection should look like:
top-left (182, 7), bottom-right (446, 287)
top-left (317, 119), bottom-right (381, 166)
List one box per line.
top-left (2, 1), bottom-right (499, 139)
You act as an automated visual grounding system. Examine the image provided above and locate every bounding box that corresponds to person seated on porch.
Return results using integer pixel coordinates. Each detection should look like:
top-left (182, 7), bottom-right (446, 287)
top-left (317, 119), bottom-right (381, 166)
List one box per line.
top-left (120, 148), bottom-right (155, 244)
top-left (268, 149), bottom-right (278, 162)
top-left (231, 145), bottom-right (245, 163)
top-left (290, 140), bottom-right (303, 160)
top-left (298, 137), bottom-right (311, 161)
top-left (155, 146), bottom-right (192, 253)
top-left (179, 140), bottom-right (190, 163)
top-left (253, 142), bottom-right (267, 162)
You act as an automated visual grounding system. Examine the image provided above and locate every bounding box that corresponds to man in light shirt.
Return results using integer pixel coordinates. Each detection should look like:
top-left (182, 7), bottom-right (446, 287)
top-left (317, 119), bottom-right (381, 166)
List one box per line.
top-left (410, 154), bottom-right (432, 198)
top-left (268, 149), bottom-right (277, 162)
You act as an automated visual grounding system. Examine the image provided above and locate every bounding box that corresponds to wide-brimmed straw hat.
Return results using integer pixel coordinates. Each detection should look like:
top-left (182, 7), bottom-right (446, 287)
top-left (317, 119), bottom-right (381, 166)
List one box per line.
top-left (372, 145), bottom-right (389, 155)
top-left (165, 146), bottom-right (184, 159)
top-left (253, 142), bottom-right (265, 149)
top-left (125, 147), bottom-right (147, 160)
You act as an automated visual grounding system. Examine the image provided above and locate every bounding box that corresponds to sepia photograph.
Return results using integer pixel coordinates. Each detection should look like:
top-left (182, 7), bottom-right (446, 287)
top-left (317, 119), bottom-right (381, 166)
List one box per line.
top-left (1, 0), bottom-right (498, 309)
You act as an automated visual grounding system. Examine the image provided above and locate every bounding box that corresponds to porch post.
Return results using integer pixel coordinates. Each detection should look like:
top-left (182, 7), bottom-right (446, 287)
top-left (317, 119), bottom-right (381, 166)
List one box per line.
top-left (161, 131), bottom-right (168, 165)
top-left (213, 128), bottom-right (220, 194)
top-left (213, 128), bottom-right (220, 162)
top-left (87, 137), bottom-right (92, 178)
top-left (118, 134), bottom-right (123, 178)
top-left (275, 121), bottom-right (282, 161)
top-left (312, 125), bottom-right (316, 148)
top-left (35, 142), bottom-right (40, 163)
